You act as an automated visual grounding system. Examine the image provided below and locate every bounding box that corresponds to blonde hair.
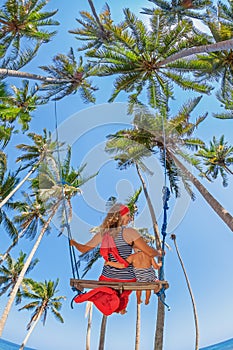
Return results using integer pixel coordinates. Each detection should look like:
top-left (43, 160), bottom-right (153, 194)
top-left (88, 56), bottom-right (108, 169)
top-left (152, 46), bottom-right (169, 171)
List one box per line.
top-left (100, 203), bottom-right (124, 237)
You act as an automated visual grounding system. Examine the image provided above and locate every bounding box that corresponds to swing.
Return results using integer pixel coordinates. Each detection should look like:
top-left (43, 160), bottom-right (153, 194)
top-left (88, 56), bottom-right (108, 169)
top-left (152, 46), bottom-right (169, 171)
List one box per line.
top-left (53, 101), bottom-right (170, 311)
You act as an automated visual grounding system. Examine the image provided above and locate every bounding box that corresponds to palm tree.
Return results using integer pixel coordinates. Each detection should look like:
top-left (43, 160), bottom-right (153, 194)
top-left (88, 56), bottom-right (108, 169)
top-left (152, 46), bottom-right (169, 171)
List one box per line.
top-left (192, 1), bottom-right (233, 90)
top-left (0, 146), bottom-right (96, 336)
top-left (0, 192), bottom-right (47, 265)
top-left (0, 153), bottom-right (19, 239)
top-left (0, 80), bottom-right (46, 145)
top-left (109, 102), bottom-right (233, 231)
top-left (0, 129), bottom-right (61, 209)
top-left (0, 200), bottom-right (60, 337)
top-left (141, 0), bottom-right (212, 23)
top-left (171, 233), bottom-right (199, 350)
top-left (69, 2), bottom-right (122, 53)
top-left (196, 135), bottom-right (233, 187)
top-left (0, 251), bottom-right (38, 302)
top-left (18, 278), bottom-right (65, 350)
top-left (0, 48), bottom-right (97, 102)
top-left (0, 0), bottom-right (59, 60)
top-left (87, 9), bottom-right (212, 105)
top-left (105, 137), bottom-right (167, 350)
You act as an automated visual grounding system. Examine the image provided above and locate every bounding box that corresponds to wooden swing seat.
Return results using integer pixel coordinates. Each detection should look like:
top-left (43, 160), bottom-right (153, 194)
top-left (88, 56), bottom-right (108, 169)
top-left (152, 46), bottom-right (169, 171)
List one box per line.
top-left (70, 278), bottom-right (169, 293)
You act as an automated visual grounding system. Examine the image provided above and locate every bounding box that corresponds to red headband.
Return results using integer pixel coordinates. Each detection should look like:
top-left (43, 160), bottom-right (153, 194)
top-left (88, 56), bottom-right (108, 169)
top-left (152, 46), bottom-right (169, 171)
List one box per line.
top-left (120, 205), bottom-right (130, 217)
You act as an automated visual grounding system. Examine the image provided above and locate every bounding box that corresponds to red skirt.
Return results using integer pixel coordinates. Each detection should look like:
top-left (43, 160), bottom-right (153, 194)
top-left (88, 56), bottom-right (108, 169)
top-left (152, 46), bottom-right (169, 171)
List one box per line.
top-left (74, 275), bottom-right (136, 316)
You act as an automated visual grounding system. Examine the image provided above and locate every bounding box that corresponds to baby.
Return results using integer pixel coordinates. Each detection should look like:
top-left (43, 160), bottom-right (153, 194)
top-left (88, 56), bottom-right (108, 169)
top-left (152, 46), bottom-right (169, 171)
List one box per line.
top-left (105, 247), bottom-right (162, 305)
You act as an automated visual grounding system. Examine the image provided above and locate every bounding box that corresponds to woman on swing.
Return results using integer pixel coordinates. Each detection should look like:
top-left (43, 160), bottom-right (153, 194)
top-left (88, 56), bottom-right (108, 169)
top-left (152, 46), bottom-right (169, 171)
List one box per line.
top-left (70, 203), bottom-right (162, 315)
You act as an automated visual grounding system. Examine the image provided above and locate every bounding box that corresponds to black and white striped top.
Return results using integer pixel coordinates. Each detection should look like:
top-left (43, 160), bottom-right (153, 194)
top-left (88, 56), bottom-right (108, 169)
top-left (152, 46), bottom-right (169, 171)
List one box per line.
top-left (101, 229), bottom-right (136, 281)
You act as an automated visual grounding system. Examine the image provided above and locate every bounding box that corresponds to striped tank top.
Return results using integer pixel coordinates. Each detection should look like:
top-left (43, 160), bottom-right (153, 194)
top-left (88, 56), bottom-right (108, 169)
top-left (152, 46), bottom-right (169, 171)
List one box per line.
top-left (101, 229), bottom-right (135, 281)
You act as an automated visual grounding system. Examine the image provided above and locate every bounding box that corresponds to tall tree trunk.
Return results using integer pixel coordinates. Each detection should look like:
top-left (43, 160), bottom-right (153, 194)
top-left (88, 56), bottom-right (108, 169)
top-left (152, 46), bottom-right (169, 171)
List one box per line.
top-left (19, 309), bottom-right (43, 350)
top-left (171, 234), bottom-right (199, 350)
top-left (135, 303), bottom-right (141, 350)
top-left (170, 152), bottom-right (233, 231)
top-left (135, 163), bottom-right (165, 350)
top-left (158, 38), bottom-right (233, 67)
top-left (154, 301), bottom-right (165, 350)
top-left (0, 166), bottom-right (36, 209)
top-left (135, 163), bottom-right (161, 248)
top-left (0, 202), bottom-right (60, 337)
top-left (85, 302), bottom-right (93, 350)
top-left (98, 315), bottom-right (107, 350)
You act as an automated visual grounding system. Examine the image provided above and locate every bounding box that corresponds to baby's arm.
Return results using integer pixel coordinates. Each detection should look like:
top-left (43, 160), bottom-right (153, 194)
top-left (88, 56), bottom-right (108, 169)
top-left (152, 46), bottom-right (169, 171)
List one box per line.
top-left (105, 254), bottom-right (133, 269)
top-left (105, 261), bottom-right (125, 268)
top-left (152, 257), bottom-right (162, 270)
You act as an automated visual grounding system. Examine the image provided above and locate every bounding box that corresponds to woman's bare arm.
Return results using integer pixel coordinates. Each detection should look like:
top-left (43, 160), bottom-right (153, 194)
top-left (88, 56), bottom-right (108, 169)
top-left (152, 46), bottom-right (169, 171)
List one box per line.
top-left (70, 232), bottom-right (102, 253)
top-left (133, 237), bottom-right (162, 258)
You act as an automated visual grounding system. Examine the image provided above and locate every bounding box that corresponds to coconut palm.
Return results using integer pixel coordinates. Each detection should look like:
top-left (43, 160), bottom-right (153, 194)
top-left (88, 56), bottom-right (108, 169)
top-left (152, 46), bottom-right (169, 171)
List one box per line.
top-left (171, 233), bottom-right (199, 350)
top-left (69, 2), bottom-right (123, 53)
top-left (0, 251), bottom-right (38, 302)
top-left (18, 278), bottom-right (65, 350)
top-left (0, 153), bottom-right (19, 239)
top-left (87, 9), bottom-right (211, 105)
top-left (141, 0), bottom-right (212, 23)
top-left (0, 0), bottom-right (59, 60)
top-left (196, 135), bottom-right (233, 186)
top-left (0, 129), bottom-right (62, 209)
top-left (0, 48), bottom-right (97, 102)
top-left (192, 1), bottom-right (233, 90)
top-left (0, 80), bottom-right (46, 145)
top-left (0, 192), bottom-right (47, 265)
top-left (0, 145), bottom-right (96, 335)
top-left (108, 101), bottom-right (233, 231)
top-left (39, 48), bottom-right (98, 101)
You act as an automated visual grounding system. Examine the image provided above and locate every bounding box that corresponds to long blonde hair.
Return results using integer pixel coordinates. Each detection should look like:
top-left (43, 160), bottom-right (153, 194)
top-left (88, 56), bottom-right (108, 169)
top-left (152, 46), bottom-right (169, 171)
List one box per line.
top-left (100, 203), bottom-right (124, 237)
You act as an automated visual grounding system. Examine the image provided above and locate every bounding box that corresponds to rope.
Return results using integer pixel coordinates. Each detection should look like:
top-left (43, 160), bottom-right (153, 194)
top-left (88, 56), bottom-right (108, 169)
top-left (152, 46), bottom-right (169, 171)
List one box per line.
top-left (156, 90), bottom-right (171, 310)
top-left (54, 100), bottom-right (81, 285)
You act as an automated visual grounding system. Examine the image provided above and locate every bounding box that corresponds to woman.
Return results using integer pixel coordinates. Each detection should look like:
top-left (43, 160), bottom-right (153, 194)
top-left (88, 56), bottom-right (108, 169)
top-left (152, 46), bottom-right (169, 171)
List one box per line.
top-left (70, 203), bottom-right (162, 315)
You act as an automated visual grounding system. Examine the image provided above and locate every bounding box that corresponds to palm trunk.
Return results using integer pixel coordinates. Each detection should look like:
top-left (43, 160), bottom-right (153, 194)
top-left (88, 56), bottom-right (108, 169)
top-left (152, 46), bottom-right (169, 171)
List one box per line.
top-left (135, 163), bottom-right (161, 248)
top-left (19, 309), bottom-right (43, 350)
top-left (85, 302), bottom-right (93, 350)
top-left (171, 234), bottom-right (199, 350)
top-left (170, 152), bottom-right (233, 231)
top-left (154, 301), bottom-right (165, 350)
top-left (98, 315), bottom-right (107, 350)
top-left (158, 38), bottom-right (233, 67)
top-left (135, 303), bottom-right (141, 350)
top-left (135, 163), bottom-right (165, 350)
top-left (0, 201), bottom-right (60, 337)
top-left (0, 69), bottom-right (62, 83)
top-left (0, 166), bottom-right (36, 210)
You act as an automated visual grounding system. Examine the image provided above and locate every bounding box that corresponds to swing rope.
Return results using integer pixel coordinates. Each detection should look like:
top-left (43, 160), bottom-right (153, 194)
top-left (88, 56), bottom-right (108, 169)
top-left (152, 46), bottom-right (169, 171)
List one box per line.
top-left (155, 96), bottom-right (171, 310)
top-left (54, 100), bottom-right (80, 286)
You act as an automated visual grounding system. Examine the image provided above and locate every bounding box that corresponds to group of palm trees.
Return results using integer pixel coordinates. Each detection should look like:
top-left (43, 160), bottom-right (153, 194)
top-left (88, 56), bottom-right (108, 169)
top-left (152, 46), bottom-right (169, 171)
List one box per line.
top-left (0, 0), bottom-right (233, 349)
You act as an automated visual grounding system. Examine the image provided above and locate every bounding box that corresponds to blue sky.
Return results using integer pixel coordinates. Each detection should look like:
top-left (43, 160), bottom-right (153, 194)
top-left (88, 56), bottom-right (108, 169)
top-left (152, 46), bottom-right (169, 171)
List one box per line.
top-left (1, 1), bottom-right (233, 350)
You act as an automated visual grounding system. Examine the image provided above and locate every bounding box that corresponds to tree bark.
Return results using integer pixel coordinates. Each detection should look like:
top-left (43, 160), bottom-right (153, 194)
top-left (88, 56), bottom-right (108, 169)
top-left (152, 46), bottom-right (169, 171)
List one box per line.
top-left (0, 166), bottom-right (36, 210)
top-left (135, 303), bottom-right (141, 350)
top-left (0, 201), bottom-right (60, 337)
top-left (171, 234), bottom-right (199, 350)
top-left (98, 315), bottom-right (107, 350)
top-left (154, 300), bottom-right (165, 350)
top-left (135, 164), bottom-right (161, 249)
top-left (158, 38), bottom-right (233, 67)
top-left (19, 309), bottom-right (43, 350)
top-left (170, 152), bottom-right (233, 231)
